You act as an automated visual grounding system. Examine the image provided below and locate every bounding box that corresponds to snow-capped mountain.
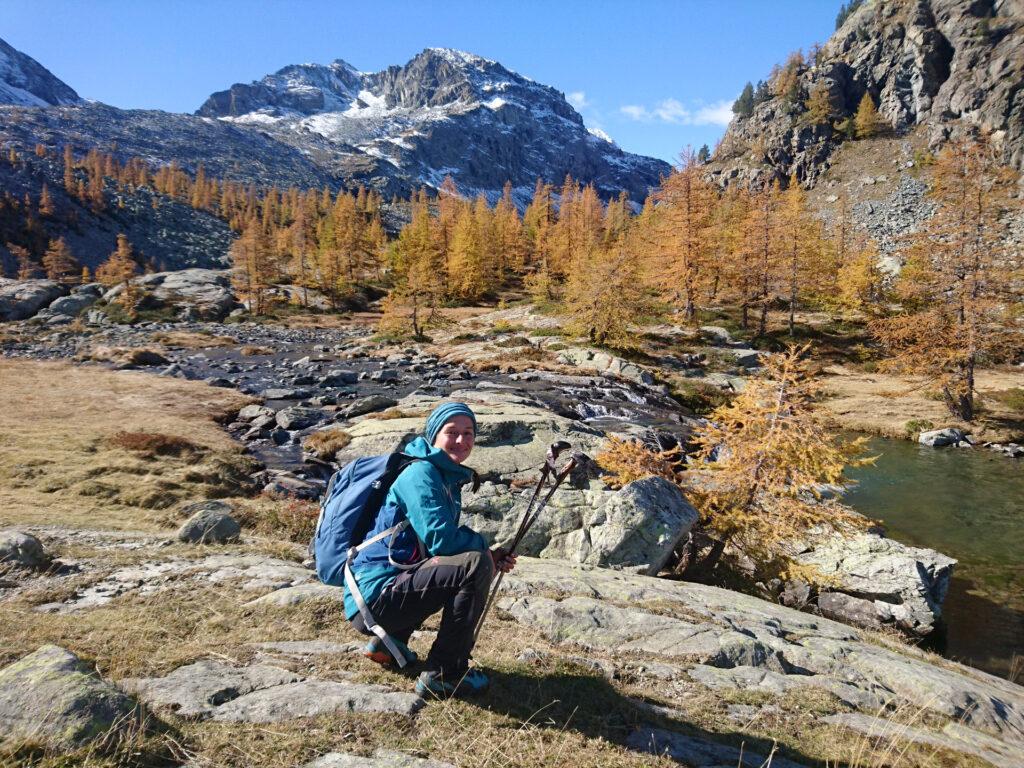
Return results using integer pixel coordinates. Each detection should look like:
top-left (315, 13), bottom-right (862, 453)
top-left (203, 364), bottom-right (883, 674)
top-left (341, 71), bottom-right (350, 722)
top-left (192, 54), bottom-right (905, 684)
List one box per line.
top-left (0, 40), bottom-right (668, 204)
top-left (0, 37), bottom-right (80, 107)
top-left (198, 48), bottom-right (670, 203)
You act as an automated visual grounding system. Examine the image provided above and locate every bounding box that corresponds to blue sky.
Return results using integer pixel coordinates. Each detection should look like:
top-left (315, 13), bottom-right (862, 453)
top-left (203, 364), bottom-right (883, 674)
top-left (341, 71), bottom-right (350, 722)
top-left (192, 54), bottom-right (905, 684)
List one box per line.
top-left (3, 0), bottom-right (839, 164)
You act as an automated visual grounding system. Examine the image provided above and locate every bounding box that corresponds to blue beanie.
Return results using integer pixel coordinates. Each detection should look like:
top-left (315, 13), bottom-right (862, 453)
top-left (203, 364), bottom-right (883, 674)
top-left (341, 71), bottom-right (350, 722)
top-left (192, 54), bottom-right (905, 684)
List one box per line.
top-left (425, 401), bottom-right (477, 445)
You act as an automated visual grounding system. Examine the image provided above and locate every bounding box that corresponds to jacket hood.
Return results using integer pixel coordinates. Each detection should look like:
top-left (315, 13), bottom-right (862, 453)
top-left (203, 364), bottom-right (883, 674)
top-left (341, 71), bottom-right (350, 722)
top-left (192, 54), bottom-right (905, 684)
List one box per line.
top-left (403, 436), bottom-right (475, 483)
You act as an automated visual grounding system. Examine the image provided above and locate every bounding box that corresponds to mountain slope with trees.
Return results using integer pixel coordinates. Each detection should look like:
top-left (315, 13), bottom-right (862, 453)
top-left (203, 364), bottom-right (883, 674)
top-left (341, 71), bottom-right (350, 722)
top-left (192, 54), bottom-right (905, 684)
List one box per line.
top-left (708, 0), bottom-right (1024, 188)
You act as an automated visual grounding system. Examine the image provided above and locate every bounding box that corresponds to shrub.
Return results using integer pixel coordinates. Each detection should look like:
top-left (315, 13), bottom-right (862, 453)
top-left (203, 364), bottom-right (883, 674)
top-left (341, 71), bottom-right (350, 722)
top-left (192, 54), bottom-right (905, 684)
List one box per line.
top-left (235, 497), bottom-right (318, 543)
top-left (107, 431), bottom-right (202, 459)
top-left (493, 336), bottom-right (534, 348)
top-left (904, 419), bottom-right (935, 436)
top-left (303, 428), bottom-right (352, 460)
top-left (991, 387), bottom-right (1024, 414)
top-left (595, 436), bottom-right (684, 489)
top-left (490, 320), bottom-right (524, 334)
top-left (528, 327), bottom-right (565, 337)
top-left (669, 378), bottom-right (734, 415)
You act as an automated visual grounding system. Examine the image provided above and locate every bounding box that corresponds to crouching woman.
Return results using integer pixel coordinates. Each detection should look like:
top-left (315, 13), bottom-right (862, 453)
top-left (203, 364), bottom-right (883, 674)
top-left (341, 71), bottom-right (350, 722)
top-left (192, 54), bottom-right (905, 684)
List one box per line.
top-left (343, 401), bottom-right (515, 698)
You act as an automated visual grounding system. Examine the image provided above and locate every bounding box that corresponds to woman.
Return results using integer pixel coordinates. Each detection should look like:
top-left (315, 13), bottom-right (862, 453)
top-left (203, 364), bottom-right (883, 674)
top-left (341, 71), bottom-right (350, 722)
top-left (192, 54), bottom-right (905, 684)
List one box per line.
top-left (343, 401), bottom-right (515, 698)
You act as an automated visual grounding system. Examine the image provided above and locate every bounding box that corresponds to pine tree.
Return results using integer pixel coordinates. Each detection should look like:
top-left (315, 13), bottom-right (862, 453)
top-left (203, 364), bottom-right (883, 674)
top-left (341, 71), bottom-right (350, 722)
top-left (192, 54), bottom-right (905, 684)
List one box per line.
top-left (803, 82), bottom-right (832, 125)
top-left (7, 243), bottom-right (37, 280)
top-left (732, 82), bottom-right (755, 118)
top-left (696, 144), bottom-right (711, 163)
top-left (564, 239), bottom-right (648, 345)
top-left (746, 181), bottom-right (784, 336)
top-left (680, 345), bottom-right (872, 579)
top-left (382, 191), bottom-right (445, 338)
top-left (854, 92), bottom-right (884, 138)
top-left (870, 135), bottom-right (1021, 421)
top-left (38, 183), bottom-right (55, 217)
top-left (63, 145), bottom-right (76, 194)
top-left (96, 234), bottom-right (139, 310)
top-left (230, 218), bottom-right (274, 315)
top-left (42, 237), bottom-right (78, 283)
top-left (779, 176), bottom-right (825, 335)
top-left (836, 236), bottom-right (883, 313)
top-left (648, 151), bottom-right (716, 322)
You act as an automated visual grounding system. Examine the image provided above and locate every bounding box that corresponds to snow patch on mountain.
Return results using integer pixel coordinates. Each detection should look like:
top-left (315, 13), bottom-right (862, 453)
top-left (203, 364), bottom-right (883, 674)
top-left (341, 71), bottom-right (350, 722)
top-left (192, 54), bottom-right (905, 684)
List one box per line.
top-left (0, 38), bottom-right (80, 107)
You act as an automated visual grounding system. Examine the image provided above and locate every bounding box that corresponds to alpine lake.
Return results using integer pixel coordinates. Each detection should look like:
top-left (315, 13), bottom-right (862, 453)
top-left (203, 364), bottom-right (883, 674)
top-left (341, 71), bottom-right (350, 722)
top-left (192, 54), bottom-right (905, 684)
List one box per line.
top-left (844, 435), bottom-right (1024, 681)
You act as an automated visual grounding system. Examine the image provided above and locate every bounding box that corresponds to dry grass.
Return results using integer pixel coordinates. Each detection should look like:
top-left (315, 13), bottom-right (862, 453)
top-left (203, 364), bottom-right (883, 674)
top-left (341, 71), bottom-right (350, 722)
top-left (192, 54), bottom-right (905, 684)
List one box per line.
top-left (303, 428), bottom-right (352, 459)
top-left (234, 496), bottom-right (319, 544)
top-left (107, 431), bottom-right (203, 459)
top-left (818, 365), bottom-right (1024, 441)
top-left (239, 344), bottom-right (274, 356)
top-left (150, 330), bottom-right (237, 349)
top-left (0, 359), bottom-right (256, 530)
top-left (81, 345), bottom-right (170, 367)
top-left (362, 408), bottom-right (429, 421)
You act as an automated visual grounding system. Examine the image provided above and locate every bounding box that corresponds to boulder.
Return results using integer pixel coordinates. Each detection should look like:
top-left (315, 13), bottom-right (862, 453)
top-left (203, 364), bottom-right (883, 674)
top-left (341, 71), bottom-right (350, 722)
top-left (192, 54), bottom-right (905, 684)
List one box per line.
top-left (793, 531), bottom-right (957, 636)
top-left (263, 472), bottom-right (322, 500)
top-left (0, 529), bottom-right (50, 569)
top-left (463, 477), bottom-right (697, 575)
top-left (42, 291), bottom-right (100, 318)
top-left (246, 583), bottom-right (344, 607)
top-left (495, 557), bottom-right (1024, 755)
top-left (176, 501), bottom-right (241, 544)
top-left (121, 659), bottom-right (423, 723)
top-left (0, 278), bottom-right (67, 321)
top-left (322, 369), bottom-right (359, 387)
top-left (238, 404), bottom-right (276, 422)
top-left (211, 679), bottom-right (423, 722)
top-left (304, 751), bottom-right (457, 768)
top-left (103, 269), bottom-right (237, 320)
top-left (919, 427), bottom-right (967, 447)
top-left (276, 406), bottom-right (324, 431)
top-left (556, 347), bottom-right (654, 385)
top-left (570, 477), bottom-right (699, 575)
top-left (337, 395), bottom-right (398, 420)
top-left (0, 645), bottom-right (141, 750)
top-left (335, 389), bottom-right (603, 483)
top-left (120, 659), bottom-right (299, 719)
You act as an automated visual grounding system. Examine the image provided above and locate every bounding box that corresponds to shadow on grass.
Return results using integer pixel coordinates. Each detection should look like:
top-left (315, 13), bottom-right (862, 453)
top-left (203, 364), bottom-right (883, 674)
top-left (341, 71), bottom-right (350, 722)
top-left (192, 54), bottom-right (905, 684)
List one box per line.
top-left (469, 665), bottom-right (824, 767)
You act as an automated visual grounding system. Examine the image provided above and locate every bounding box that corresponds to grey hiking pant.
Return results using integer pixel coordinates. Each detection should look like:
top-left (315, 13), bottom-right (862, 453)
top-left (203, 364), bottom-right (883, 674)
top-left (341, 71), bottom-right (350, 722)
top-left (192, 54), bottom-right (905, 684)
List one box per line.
top-left (352, 549), bottom-right (494, 674)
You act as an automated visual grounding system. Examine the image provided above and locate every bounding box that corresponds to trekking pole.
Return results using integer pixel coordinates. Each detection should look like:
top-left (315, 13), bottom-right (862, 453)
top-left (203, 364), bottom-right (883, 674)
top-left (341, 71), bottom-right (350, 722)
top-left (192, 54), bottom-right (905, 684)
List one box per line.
top-left (473, 449), bottom-right (584, 643)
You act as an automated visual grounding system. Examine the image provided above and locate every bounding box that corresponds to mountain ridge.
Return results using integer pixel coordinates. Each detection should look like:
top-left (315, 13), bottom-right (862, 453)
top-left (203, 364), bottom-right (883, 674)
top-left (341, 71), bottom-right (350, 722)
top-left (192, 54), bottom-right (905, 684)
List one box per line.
top-left (0, 40), bottom-right (669, 204)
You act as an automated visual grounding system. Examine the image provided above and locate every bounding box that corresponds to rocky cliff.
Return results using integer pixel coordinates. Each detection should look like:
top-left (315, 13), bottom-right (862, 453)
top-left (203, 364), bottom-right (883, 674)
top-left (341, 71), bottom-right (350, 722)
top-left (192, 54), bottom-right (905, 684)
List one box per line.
top-left (709, 0), bottom-right (1024, 188)
top-left (0, 38), bottom-right (80, 108)
top-left (198, 48), bottom-right (670, 204)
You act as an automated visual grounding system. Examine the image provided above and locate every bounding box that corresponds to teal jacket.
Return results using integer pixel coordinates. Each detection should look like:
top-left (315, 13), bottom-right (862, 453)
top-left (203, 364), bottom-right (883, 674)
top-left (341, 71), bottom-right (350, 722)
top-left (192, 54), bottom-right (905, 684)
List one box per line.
top-left (343, 436), bottom-right (487, 620)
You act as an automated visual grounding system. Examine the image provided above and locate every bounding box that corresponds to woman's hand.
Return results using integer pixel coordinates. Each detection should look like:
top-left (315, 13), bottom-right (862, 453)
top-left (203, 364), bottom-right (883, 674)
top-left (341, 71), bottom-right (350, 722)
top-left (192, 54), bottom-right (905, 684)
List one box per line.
top-left (490, 547), bottom-right (517, 574)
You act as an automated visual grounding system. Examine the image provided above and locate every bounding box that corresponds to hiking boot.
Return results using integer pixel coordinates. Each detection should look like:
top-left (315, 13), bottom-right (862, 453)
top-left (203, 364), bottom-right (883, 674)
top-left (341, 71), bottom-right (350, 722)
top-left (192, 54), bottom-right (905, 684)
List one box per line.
top-left (415, 667), bottom-right (490, 699)
top-left (364, 636), bottom-right (418, 668)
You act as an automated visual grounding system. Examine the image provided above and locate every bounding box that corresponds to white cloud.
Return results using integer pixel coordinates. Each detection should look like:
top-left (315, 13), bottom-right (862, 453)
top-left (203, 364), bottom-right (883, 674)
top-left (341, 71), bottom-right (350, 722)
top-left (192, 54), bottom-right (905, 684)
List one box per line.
top-left (693, 100), bottom-right (734, 126)
top-left (653, 98), bottom-right (690, 123)
top-left (620, 97), bottom-right (734, 127)
top-left (620, 104), bottom-right (649, 120)
top-left (567, 90), bottom-right (590, 109)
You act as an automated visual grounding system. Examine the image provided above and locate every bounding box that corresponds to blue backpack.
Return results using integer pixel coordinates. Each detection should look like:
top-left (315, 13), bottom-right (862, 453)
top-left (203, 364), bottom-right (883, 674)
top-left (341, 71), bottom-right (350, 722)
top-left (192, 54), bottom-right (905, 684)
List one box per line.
top-left (310, 452), bottom-right (421, 667)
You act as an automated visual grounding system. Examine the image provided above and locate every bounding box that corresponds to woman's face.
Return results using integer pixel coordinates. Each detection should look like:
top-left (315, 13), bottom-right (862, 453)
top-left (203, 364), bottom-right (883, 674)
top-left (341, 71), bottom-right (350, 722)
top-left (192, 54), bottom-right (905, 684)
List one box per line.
top-left (433, 415), bottom-right (475, 464)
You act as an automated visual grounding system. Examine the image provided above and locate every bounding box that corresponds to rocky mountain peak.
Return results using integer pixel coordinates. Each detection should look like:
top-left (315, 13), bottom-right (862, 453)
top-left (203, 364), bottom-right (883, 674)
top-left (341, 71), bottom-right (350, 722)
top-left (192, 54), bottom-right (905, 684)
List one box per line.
top-left (708, 0), bottom-right (1023, 188)
top-left (0, 37), bottom-right (80, 108)
top-left (192, 48), bottom-right (664, 203)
